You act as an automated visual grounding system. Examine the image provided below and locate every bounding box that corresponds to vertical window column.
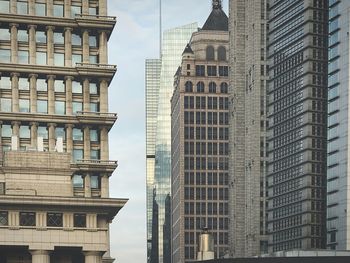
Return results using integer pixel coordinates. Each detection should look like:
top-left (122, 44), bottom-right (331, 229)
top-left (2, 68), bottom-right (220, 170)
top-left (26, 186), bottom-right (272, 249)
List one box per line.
top-left (28, 25), bottom-right (37, 64)
top-left (29, 74), bottom-right (37, 113)
top-left (65, 124), bottom-right (73, 153)
top-left (10, 23), bottom-right (18, 63)
top-left (83, 126), bottom-right (90, 159)
top-left (10, 0), bottom-right (17, 13)
top-left (28, 0), bottom-right (34, 15)
top-left (65, 76), bottom-right (73, 115)
top-left (30, 122), bottom-right (38, 149)
top-left (82, 0), bottom-right (89, 15)
top-left (11, 73), bottom-right (20, 112)
top-left (30, 250), bottom-right (50, 263)
top-left (48, 123), bottom-right (56, 151)
top-left (47, 75), bottom-right (55, 114)
top-left (82, 29), bottom-right (90, 63)
top-left (100, 127), bottom-right (108, 160)
top-left (84, 173), bottom-right (91, 197)
top-left (99, 79), bottom-right (108, 113)
top-left (98, 0), bottom-right (107, 16)
top-left (83, 78), bottom-right (90, 112)
top-left (64, 27), bottom-right (72, 67)
top-left (11, 121), bottom-right (20, 137)
top-left (98, 31), bottom-right (108, 64)
top-left (64, 0), bottom-right (71, 18)
top-left (101, 174), bottom-right (109, 198)
top-left (84, 252), bottom-right (102, 263)
top-left (46, 26), bottom-right (54, 66)
top-left (8, 211), bottom-right (19, 227)
top-left (47, 0), bottom-right (53, 16)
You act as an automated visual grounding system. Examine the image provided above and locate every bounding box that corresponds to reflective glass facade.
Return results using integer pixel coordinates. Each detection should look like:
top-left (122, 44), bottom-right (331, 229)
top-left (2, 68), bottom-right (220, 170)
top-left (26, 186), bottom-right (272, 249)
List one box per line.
top-left (267, 0), bottom-right (328, 252)
top-left (327, 0), bottom-right (350, 250)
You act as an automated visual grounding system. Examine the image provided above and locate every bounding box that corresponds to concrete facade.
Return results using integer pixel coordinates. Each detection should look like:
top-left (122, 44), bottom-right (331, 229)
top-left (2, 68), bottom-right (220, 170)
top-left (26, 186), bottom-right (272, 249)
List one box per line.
top-left (0, 0), bottom-right (127, 262)
top-left (228, 0), bottom-right (268, 257)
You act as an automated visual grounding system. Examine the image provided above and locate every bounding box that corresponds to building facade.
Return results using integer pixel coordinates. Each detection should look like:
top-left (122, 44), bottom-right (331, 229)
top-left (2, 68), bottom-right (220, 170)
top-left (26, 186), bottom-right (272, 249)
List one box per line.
top-left (327, 0), bottom-right (350, 250)
top-left (267, 0), bottom-right (328, 252)
top-left (228, 0), bottom-right (268, 257)
top-left (147, 23), bottom-right (197, 263)
top-left (0, 0), bottom-right (127, 262)
top-left (171, 2), bottom-right (229, 262)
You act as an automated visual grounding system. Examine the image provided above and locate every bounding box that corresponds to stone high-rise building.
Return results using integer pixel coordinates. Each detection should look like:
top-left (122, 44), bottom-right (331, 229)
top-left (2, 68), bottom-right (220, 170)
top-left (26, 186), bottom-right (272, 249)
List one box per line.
top-left (0, 0), bottom-right (127, 262)
top-left (267, 0), bottom-right (328, 252)
top-left (171, 1), bottom-right (229, 262)
top-left (228, 0), bottom-right (268, 257)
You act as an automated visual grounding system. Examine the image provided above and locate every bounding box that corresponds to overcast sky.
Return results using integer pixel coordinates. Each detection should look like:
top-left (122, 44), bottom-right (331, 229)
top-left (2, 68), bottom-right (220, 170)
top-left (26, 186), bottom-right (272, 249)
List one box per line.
top-left (107, 1), bottom-right (228, 262)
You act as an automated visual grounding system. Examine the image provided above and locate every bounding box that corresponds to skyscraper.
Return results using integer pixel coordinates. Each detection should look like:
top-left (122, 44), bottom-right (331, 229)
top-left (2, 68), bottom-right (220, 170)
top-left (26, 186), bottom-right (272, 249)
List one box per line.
top-left (171, 2), bottom-right (229, 262)
top-left (0, 0), bottom-right (126, 261)
top-left (228, 0), bottom-right (268, 257)
top-left (327, 0), bottom-right (350, 250)
top-left (267, 0), bottom-right (328, 252)
top-left (146, 23), bottom-right (197, 263)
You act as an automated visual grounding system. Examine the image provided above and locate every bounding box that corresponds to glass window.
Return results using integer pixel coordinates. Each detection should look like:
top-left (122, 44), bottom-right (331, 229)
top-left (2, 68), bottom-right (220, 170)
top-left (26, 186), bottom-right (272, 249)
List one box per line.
top-left (36, 31), bottom-right (46, 44)
top-left (0, 49), bottom-right (10, 62)
top-left (54, 53), bottom-right (64, 66)
top-left (73, 174), bottom-right (84, 188)
top-left (209, 82), bottom-right (216, 93)
top-left (35, 3), bottom-right (46, 16)
top-left (72, 54), bottom-right (82, 66)
top-left (89, 36), bottom-right (97, 47)
top-left (207, 65), bottom-right (217, 76)
top-left (89, 55), bottom-right (97, 64)
top-left (19, 126), bottom-right (30, 139)
top-left (73, 213), bottom-right (86, 227)
top-left (53, 32), bottom-right (64, 44)
top-left (19, 99), bottom-right (29, 112)
top-left (47, 213), bottom-right (63, 227)
top-left (72, 81), bottom-right (82, 93)
top-left (0, 28), bottom-right (10, 41)
top-left (0, 0), bottom-right (10, 13)
top-left (54, 80), bottom-right (65, 92)
top-left (37, 100), bottom-right (48, 113)
top-left (90, 175), bottom-right (99, 189)
top-left (36, 79), bottom-right (47, 91)
top-left (185, 81), bottom-right (193, 92)
top-left (218, 46), bottom-right (227, 61)
top-left (72, 149), bottom-right (83, 162)
top-left (89, 83), bottom-right (98, 94)
top-left (197, 82), bottom-right (205, 93)
top-left (219, 66), bottom-right (228, 76)
top-left (90, 102), bottom-right (98, 112)
top-left (90, 129), bottom-right (98, 142)
top-left (0, 77), bottom-right (11, 89)
top-left (220, 82), bottom-right (228, 93)
top-left (71, 5), bottom-right (81, 18)
top-left (88, 7), bottom-right (97, 15)
top-left (55, 101), bottom-right (65, 115)
top-left (18, 29), bottom-right (28, 42)
top-left (2, 124), bottom-right (12, 137)
top-left (18, 78), bottom-right (29, 90)
top-left (55, 127), bottom-right (65, 139)
top-left (37, 126), bottom-right (48, 139)
top-left (53, 4), bottom-right (63, 17)
top-left (196, 65), bottom-right (205, 76)
top-left (0, 211), bottom-right (8, 226)
top-left (73, 128), bottom-right (83, 141)
top-left (206, 46), bottom-right (215, 60)
top-left (18, 50), bottom-right (29, 64)
top-left (17, 1), bottom-right (28, 14)
top-left (72, 102), bottom-right (82, 114)
top-left (90, 149), bottom-right (99, 160)
top-left (36, 52), bottom-right (47, 65)
top-left (72, 33), bottom-right (81, 46)
top-left (19, 212), bottom-right (35, 226)
top-left (0, 98), bottom-right (11, 112)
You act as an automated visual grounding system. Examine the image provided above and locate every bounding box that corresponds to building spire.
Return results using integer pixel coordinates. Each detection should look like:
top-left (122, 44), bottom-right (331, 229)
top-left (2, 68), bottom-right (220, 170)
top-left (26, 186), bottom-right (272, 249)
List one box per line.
top-left (212, 0), bottom-right (222, 9)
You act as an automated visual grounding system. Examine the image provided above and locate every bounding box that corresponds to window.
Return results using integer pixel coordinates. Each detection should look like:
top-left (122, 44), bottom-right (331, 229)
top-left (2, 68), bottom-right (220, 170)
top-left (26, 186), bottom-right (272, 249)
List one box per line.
top-left (91, 175), bottom-right (99, 189)
top-left (89, 7), bottom-right (97, 15)
top-left (37, 100), bottom-right (48, 113)
top-left (73, 174), bottom-right (84, 188)
top-left (55, 101), bottom-right (65, 115)
top-left (90, 102), bottom-right (98, 112)
top-left (55, 127), bottom-right (65, 139)
top-left (220, 82), bottom-right (228, 93)
top-left (17, 0), bottom-right (28, 14)
top-left (19, 212), bottom-right (35, 226)
top-left (19, 78), bottom-right (29, 90)
top-left (0, 211), bottom-right (8, 226)
top-left (18, 51), bottom-right (29, 64)
top-left (73, 213), bottom-right (86, 228)
top-left (53, 32), bottom-right (64, 45)
top-left (72, 33), bottom-right (82, 46)
top-left (73, 128), bottom-right (83, 141)
top-left (73, 149), bottom-right (83, 161)
top-left (71, 5), bottom-right (81, 18)
top-left (0, 77), bottom-right (11, 89)
top-left (90, 149), bottom-right (99, 160)
top-left (90, 129), bottom-right (98, 142)
top-left (18, 30), bottom-right (28, 42)
top-left (197, 82), bottom-right (205, 93)
top-left (35, 3), bottom-right (46, 16)
top-left (53, 4), bottom-right (63, 17)
top-left (54, 53), bottom-right (64, 66)
top-left (72, 102), bottom-right (82, 114)
top-left (206, 46), bottom-right (215, 60)
top-left (89, 55), bottom-right (97, 64)
top-left (0, 98), bottom-right (11, 112)
top-left (0, 0), bottom-right (9, 12)
top-left (218, 46), bottom-right (227, 61)
top-left (185, 81), bottom-right (193, 92)
top-left (89, 83), bottom-right (98, 94)
top-left (89, 36), bottom-right (97, 47)
top-left (0, 28), bottom-right (10, 41)
top-left (47, 213), bottom-right (63, 227)
top-left (209, 82), bottom-right (216, 93)
top-left (36, 31), bottom-right (46, 44)
top-left (0, 49), bottom-right (10, 63)
top-left (19, 126), bottom-right (30, 139)
top-left (72, 81), bottom-right (82, 93)
top-left (219, 66), bottom-right (228, 76)
top-left (207, 65), bottom-right (217, 76)
top-left (37, 126), bottom-right (48, 139)
top-left (2, 125), bottom-right (12, 137)
top-left (36, 52), bottom-right (47, 65)
top-left (19, 99), bottom-right (30, 112)
top-left (196, 65), bottom-right (205, 76)
top-left (72, 54), bottom-right (82, 66)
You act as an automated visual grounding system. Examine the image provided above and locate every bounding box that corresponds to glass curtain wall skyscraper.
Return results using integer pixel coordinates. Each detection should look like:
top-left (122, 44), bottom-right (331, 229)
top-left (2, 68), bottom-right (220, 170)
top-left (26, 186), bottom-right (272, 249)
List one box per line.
top-left (267, 0), bottom-right (328, 252)
top-left (146, 23), bottom-right (197, 263)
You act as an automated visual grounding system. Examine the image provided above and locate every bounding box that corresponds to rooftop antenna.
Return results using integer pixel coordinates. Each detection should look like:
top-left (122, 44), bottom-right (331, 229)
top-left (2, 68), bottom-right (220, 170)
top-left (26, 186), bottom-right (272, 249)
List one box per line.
top-left (212, 0), bottom-right (222, 9)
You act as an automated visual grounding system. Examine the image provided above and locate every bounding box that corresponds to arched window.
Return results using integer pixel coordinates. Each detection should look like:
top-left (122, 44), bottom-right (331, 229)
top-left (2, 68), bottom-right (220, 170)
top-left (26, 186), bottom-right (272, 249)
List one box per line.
top-left (206, 46), bottom-right (215, 60)
top-left (218, 46), bottom-right (227, 61)
top-left (197, 81), bottom-right (205, 93)
top-left (209, 82), bottom-right (217, 93)
top-left (185, 81), bottom-right (193, 92)
top-left (220, 82), bottom-right (228, 93)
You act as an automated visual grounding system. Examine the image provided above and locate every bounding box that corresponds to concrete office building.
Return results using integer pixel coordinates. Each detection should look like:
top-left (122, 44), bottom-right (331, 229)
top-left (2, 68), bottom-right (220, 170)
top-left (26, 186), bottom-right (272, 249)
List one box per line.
top-left (0, 0), bottom-right (127, 262)
top-left (327, 0), bottom-right (350, 250)
top-left (171, 1), bottom-right (229, 262)
top-left (228, 0), bottom-right (268, 257)
top-left (267, 0), bottom-right (328, 252)
top-left (146, 23), bottom-right (197, 263)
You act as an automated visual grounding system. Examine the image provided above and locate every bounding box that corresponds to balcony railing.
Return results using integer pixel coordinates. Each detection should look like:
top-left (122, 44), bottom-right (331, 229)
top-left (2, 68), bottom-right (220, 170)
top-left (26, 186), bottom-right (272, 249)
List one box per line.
top-left (75, 63), bottom-right (117, 69)
top-left (75, 14), bottom-right (116, 21)
top-left (76, 159), bottom-right (118, 166)
top-left (76, 111), bottom-right (118, 118)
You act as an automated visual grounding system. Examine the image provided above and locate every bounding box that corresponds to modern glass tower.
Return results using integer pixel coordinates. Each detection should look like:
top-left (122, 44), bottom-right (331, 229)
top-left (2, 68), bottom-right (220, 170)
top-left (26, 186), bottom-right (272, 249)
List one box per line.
top-left (327, 0), bottom-right (350, 250)
top-left (146, 23), bottom-right (197, 263)
top-left (267, 0), bottom-right (328, 252)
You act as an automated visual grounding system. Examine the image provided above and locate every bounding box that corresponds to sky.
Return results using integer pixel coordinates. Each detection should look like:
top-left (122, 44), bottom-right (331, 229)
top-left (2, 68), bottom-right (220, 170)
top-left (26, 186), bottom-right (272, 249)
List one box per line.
top-left (107, 1), bottom-right (228, 262)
